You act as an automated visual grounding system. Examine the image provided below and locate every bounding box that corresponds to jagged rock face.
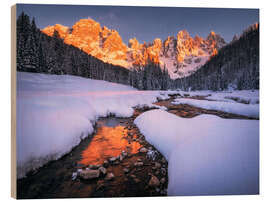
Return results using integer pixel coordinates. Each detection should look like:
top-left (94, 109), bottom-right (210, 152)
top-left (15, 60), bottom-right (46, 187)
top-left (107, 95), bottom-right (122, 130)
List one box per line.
top-left (43, 19), bottom-right (129, 67)
top-left (128, 38), bottom-right (146, 66)
top-left (42, 18), bottom-right (226, 79)
top-left (163, 36), bottom-right (177, 58)
top-left (128, 38), bottom-right (162, 66)
top-left (64, 19), bottom-right (102, 57)
top-left (127, 30), bottom-right (226, 78)
top-left (102, 30), bottom-right (128, 62)
top-left (146, 38), bottom-right (162, 64)
top-left (128, 30), bottom-right (226, 78)
top-left (206, 31), bottom-right (226, 50)
top-left (42, 24), bottom-right (70, 38)
top-left (177, 30), bottom-right (198, 62)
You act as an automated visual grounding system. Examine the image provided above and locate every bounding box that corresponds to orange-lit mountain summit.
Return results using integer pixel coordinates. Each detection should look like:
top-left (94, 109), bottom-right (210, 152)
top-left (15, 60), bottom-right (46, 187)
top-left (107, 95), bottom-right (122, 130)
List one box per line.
top-left (43, 18), bottom-right (226, 79)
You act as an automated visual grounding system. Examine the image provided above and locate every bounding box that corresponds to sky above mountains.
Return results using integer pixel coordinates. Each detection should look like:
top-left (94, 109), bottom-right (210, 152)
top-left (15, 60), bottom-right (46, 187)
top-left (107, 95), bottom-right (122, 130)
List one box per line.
top-left (17, 4), bottom-right (259, 44)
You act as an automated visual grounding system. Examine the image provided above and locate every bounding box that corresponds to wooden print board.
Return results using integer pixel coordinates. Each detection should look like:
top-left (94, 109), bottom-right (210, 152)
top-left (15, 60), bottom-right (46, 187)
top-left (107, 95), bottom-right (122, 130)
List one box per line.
top-left (11, 4), bottom-right (259, 199)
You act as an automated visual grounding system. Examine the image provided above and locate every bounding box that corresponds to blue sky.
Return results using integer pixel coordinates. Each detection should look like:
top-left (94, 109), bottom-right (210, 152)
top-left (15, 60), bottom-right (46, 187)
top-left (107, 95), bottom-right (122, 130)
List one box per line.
top-left (17, 4), bottom-right (259, 44)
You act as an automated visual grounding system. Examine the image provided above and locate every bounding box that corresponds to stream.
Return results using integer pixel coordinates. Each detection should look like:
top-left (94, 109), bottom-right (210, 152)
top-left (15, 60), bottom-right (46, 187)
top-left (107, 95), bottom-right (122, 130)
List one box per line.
top-left (17, 110), bottom-right (168, 199)
top-left (17, 95), bottom-right (257, 199)
top-left (79, 118), bottom-right (142, 166)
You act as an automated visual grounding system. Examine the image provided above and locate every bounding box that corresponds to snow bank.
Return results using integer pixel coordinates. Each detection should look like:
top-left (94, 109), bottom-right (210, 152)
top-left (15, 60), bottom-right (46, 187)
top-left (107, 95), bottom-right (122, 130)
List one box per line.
top-left (176, 90), bottom-right (212, 97)
top-left (206, 90), bottom-right (259, 104)
top-left (172, 98), bottom-right (259, 118)
top-left (17, 72), bottom-right (163, 178)
top-left (134, 109), bottom-right (259, 196)
top-left (174, 90), bottom-right (259, 104)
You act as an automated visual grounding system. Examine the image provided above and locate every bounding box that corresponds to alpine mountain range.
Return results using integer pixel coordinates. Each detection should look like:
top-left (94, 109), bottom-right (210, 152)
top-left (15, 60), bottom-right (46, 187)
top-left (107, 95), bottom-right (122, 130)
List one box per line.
top-left (16, 12), bottom-right (259, 91)
top-left (42, 18), bottom-right (226, 79)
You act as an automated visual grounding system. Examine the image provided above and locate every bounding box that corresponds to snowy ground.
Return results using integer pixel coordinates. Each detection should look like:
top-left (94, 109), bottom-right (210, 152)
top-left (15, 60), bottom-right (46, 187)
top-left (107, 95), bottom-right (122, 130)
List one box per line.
top-left (134, 109), bottom-right (259, 196)
top-left (17, 72), bottom-right (260, 196)
top-left (172, 98), bottom-right (259, 118)
top-left (170, 89), bottom-right (259, 118)
top-left (175, 89), bottom-right (259, 104)
top-left (16, 72), bottom-right (168, 178)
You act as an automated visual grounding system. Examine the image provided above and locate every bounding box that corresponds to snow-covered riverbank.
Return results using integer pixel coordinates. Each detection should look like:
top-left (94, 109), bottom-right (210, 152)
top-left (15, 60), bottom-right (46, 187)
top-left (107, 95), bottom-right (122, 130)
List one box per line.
top-left (17, 72), bottom-right (168, 178)
top-left (134, 109), bottom-right (259, 195)
top-left (172, 98), bottom-right (259, 118)
top-left (17, 72), bottom-right (260, 188)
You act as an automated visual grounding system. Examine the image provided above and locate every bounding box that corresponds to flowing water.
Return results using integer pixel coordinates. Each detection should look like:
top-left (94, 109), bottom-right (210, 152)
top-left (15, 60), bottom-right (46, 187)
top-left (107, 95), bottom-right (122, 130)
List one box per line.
top-left (17, 97), bottom-right (255, 198)
top-left (79, 117), bottom-right (142, 166)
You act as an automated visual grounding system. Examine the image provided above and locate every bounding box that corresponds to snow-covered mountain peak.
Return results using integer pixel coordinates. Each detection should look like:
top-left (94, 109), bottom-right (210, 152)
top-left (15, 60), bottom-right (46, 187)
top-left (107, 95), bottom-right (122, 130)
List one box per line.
top-left (177, 30), bottom-right (191, 40)
top-left (42, 18), bottom-right (226, 79)
top-left (206, 31), bottom-right (226, 49)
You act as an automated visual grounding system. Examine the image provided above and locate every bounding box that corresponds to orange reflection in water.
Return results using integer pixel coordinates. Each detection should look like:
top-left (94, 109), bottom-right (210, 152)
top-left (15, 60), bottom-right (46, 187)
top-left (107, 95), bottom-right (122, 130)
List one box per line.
top-left (79, 124), bottom-right (141, 166)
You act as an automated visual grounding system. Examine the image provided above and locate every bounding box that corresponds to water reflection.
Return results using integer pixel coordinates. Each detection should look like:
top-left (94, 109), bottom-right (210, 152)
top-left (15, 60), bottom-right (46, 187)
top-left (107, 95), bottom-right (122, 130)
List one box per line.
top-left (79, 118), bottom-right (141, 165)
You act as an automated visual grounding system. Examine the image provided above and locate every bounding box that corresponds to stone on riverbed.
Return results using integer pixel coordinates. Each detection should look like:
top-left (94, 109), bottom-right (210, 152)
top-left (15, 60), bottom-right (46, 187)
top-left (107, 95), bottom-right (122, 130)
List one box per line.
top-left (103, 160), bottom-right (109, 168)
top-left (139, 147), bottom-right (148, 153)
top-left (134, 161), bottom-right (144, 167)
top-left (113, 160), bottom-right (120, 165)
top-left (77, 168), bottom-right (82, 173)
top-left (154, 162), bottom-right (161, 169)
top-left (160, 177), bottom-right (166, 184)
top-left (105, 172), bottom-right (115, 181)
top-left (119, 154), bottom-right (124, 161)
top-left (134, 178), bottom-right (140, 183)
top-left (79, 169), bottom-right (100, 180)
top-left (123, 168), bottom-right (129, 174)
top-left (161, 158), bottom-right (166, 164)
top-left (109, 157), bottom-right (118, 163)
top-left (121, 151), bottom-right (128, 157)
top-left (71, 172), bottom-right (77, 180)
top-left (148, 175), bottom-right (160, 187)
top-left (130, 174), bottom-right (141, 183)
top-left (146, 150), bottom-right (158, 160)
top-left (130, 175), bottom-right (140, 183)
top-left (99, 166), bottom-right (107, 175)
top-left (161, 168), bottom-right (166, 175)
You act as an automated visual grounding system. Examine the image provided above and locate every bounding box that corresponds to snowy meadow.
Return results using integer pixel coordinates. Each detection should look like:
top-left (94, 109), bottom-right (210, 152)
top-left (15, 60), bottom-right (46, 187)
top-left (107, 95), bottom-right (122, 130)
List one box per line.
top-left (17, 72), bottom-right (259, 195)
top-left (17, 72), bottom-right (168, 178)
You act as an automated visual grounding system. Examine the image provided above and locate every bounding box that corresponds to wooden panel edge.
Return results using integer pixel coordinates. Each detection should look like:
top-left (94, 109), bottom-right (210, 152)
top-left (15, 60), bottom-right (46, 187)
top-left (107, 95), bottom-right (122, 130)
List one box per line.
top-left (11, 4), bottom-right (17, 199)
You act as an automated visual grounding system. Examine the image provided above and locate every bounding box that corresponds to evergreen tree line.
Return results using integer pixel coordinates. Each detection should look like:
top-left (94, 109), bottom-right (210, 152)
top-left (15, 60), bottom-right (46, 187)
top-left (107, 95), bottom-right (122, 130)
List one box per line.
top-left (129, 63), bottom-right (172, 90)
top-left (174, 24), bottom-right (259, 91)
top-left (17, 12), bottom-right (130, 85)
top-left (16, 12), bottom-right (171, 90)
